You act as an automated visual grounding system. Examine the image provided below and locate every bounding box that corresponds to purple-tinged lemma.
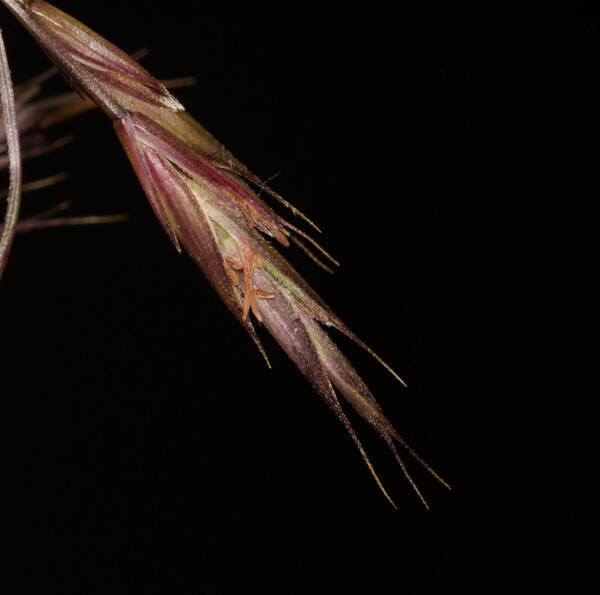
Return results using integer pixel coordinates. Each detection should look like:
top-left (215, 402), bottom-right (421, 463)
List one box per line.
top-left (0, 0), bottom-right (450, 507)
top-left (1, 56), bottom-right (193, 234)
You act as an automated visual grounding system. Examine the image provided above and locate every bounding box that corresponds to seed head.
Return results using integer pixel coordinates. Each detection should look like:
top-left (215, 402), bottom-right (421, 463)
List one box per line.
top-left (1, 0), bottom-right (450, 506)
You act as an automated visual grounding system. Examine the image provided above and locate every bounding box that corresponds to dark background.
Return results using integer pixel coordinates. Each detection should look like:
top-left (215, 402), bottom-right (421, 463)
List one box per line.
top-left (1, 1), bottom-right (593, 593)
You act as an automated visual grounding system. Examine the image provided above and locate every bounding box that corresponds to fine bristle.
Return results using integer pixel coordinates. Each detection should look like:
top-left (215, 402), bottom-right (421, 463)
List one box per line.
top-left (283, 220), bottom-right (340, 267)
top-left (289, 235), bottom-right (336, 275)
top-left (391, 430), bottom-right (452, 491)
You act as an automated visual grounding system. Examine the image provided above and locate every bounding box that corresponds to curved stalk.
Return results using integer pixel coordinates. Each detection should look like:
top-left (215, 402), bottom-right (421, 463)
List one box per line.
top-left (0, 26), bottom-right (22, 278)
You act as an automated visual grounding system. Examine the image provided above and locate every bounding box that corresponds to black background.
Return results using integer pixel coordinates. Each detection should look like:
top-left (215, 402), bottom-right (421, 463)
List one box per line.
top-left (1, 1), bottom-right (593, 593)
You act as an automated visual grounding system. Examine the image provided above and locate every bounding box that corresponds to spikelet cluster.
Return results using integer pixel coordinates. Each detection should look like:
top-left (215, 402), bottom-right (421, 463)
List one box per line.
top-left (1, 0), bottom-right (449, 506)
